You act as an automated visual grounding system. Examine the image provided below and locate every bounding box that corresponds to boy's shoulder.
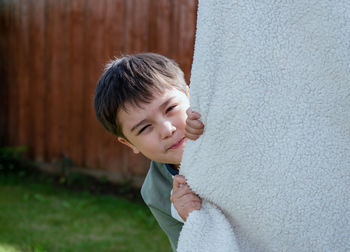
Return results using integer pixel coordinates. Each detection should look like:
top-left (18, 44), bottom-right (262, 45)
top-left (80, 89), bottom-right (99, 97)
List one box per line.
top-left (141, 161), bottom-right (173, 208)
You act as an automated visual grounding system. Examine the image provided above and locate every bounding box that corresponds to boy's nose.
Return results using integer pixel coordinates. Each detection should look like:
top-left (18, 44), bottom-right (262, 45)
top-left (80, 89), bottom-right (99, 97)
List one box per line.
top-left (160, 121), bottom-right (176, 139)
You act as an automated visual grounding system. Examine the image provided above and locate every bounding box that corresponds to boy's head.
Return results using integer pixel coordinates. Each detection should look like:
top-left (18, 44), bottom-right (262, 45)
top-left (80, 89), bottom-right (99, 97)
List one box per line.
top-left (94, 53), bottom-right (189, 165)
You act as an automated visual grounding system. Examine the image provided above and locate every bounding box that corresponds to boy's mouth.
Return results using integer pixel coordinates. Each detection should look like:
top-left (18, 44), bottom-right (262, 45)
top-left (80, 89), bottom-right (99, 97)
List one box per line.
top-left (168, 137), bottom-right (186, 150)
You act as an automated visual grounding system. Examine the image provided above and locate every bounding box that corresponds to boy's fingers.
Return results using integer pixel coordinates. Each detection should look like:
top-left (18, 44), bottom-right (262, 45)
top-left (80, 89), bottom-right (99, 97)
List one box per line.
top-left (173, 174), bottom-right (186, 184)
top-left (171, 185), bottom-right (193, 202)
top-left (173, 175), bottom-right (187, 189)
top-left (186, 118), bottom-right (204, 129)
top-left (185, 132), bottom-right (201, 140)
top-left (186, 108), bottom-right (201, 120)
top-left (174, 189), bottom-right (199, 200)
top-left (188, 111), bottom-right (201, 120)
top-left (180, 192), bottom-right (198, 203)
top-left (175, 185), bottom-right (193, 198)
top-left (185, 124), bottom-right (204, 134)
top-left (191, 201), bottom-right (202, 211)
top-left (186, 193), bottom-right (201, 203)
top-left (185, 133), bottom-right (199, 140)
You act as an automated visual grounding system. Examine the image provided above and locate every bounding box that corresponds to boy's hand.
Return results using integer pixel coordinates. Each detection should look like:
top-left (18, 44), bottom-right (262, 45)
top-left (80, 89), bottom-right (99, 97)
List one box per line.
top-left (170, 175), bottom-right (202, 221)
top-left (185, 108), bottom-right (204, 140)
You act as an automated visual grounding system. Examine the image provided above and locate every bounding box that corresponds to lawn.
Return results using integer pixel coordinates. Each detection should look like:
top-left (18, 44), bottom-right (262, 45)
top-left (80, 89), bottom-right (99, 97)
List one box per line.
top-left (0, 173), bottom-right (172, 252)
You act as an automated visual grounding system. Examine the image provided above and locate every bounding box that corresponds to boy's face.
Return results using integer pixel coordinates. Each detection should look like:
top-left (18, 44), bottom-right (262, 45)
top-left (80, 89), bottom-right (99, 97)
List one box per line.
top-left (117, 87), bottom-right (190, 166)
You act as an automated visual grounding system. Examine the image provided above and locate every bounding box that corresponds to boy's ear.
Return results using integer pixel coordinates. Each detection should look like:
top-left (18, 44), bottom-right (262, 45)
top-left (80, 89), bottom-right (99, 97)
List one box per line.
top-left (117, 137), bottom-right (140, 154)
top-left (186, 85), bottom-right (190, 96)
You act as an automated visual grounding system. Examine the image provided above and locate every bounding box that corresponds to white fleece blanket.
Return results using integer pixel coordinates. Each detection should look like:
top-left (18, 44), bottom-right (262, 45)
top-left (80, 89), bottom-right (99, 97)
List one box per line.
top-left (178, 1), bottom-right (350, 251)
top-left (177, 201), bottom-right (239, 252)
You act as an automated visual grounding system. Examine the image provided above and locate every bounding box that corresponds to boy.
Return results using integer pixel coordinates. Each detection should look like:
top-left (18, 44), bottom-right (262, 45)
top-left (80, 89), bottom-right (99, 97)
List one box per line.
top-left (94, 53), bottom-right (204, 251)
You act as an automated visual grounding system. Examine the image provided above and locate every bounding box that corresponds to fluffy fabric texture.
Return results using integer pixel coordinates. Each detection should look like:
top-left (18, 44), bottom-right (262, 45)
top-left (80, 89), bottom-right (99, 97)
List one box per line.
top-left (179, 1), bottom-right (350, 251)
top-left (177, 201), bottom-right (239, 252)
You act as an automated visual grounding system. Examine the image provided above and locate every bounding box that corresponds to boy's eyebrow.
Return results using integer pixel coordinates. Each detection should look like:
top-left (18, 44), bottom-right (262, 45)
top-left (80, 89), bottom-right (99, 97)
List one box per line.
top-left (131, 119), bottom-right (148, 133)
top-left (130, 97), bottom-right (174, 133)
top-left (160, 97), bottom-right (173, 111)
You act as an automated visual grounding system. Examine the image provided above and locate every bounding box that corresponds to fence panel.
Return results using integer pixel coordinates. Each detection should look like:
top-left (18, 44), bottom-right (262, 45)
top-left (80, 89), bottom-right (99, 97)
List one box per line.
top-left (0, 0), bottom-right (198, 186)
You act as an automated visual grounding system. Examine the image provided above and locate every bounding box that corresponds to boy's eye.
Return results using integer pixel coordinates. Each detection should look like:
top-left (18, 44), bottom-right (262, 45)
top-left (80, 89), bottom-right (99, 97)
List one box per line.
top-left (166, 105), bottom-right (176, 113)
top-left (138, 124), bottom-right (151, 135)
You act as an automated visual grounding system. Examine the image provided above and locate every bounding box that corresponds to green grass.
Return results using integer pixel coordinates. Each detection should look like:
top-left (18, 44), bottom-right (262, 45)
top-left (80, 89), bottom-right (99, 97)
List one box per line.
top-left (0, 174), bottom-right (172, 252)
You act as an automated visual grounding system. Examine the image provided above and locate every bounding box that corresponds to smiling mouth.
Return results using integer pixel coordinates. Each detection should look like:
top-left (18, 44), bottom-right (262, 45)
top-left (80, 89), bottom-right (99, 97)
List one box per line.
top-left (168, 137), bottom-right (186, 150)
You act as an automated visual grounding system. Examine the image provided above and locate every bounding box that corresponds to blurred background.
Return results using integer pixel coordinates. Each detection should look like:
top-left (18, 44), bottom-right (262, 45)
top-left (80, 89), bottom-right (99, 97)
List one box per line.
top-left (0, 0), bottom-right (197, 251)
top-left (0, 0), bottom-right (197, 186)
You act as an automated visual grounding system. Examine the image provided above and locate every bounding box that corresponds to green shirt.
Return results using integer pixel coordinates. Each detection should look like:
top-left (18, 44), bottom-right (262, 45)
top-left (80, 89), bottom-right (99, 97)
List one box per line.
top-left (141, 161), bottom-right (184, 251)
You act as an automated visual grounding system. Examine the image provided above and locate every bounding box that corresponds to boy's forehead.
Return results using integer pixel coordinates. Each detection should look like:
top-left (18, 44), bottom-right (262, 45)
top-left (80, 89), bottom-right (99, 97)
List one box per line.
top-left (117, 87), bottom-right (188, 127)
top-left (121, 92), bottom-right (166, 115)
top-left (117, 92), bottom-right (162, 124)
top-left (122, 87), bottom-right (182, 112)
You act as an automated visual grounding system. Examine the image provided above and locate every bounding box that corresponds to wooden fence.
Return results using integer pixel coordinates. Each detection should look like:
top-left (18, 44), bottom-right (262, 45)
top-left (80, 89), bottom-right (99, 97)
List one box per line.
top-left (0, 0), bottom-right (197, 186)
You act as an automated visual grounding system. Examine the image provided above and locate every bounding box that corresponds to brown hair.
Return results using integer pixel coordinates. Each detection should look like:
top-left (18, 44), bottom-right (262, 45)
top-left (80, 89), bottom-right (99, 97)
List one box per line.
top-left (94, 53), bottom-right (188, 138)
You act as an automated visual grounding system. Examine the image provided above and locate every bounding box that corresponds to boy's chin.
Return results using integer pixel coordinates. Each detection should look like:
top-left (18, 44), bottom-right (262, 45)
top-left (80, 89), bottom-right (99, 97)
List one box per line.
top-left (149, 150), bottom-right (184, 165)
top-left (168, 154), bottom-right (184, 165)
top-left (159, 159), bottom-right (181, 166)
top-left (156, 157), bottom-right (182, 166)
